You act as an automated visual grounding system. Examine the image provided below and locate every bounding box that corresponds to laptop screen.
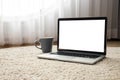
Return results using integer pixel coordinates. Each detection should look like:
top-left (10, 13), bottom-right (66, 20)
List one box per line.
top-left (58, 17), bottom-right (107, 54)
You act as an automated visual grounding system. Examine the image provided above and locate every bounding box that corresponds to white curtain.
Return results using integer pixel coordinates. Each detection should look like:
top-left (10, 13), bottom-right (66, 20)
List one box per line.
top-left (0, 0), bottom-right (58, 46)
top-left (59, 0), bottom-right (119, 39)
top-left (0, 0), bottom-right (119, 46)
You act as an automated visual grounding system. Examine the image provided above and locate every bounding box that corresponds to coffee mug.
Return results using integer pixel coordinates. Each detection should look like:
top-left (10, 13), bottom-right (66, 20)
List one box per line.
top-left (35, 37), bottom-right (53, 53)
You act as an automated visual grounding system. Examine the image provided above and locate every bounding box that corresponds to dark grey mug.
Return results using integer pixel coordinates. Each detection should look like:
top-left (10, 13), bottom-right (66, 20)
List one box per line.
top-left (35, 37), bottom-right (53, 53)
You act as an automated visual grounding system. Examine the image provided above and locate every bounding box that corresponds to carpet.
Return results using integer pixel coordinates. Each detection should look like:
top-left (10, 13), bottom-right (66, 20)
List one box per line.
top-left (0, 46), bottom-right (120, 80)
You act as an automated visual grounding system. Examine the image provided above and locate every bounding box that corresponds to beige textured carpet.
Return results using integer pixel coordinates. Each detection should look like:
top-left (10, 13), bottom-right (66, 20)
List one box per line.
top-left (0, 45), bottom-right (120, 80)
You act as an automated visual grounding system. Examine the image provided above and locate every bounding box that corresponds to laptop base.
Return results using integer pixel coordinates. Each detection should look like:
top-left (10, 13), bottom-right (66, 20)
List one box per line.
top-left (37, 53), bottom-right (105, 65)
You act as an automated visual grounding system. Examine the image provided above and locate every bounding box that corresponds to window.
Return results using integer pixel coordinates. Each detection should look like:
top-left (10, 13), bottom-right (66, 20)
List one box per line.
top-left (1, 0), bottom-right (57, 17)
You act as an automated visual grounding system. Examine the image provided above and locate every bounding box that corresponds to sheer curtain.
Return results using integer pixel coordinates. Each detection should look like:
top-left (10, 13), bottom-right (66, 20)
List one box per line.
top-left (0, 0), bottom-right (58, 46)
top-left (0, 0), bottom-right (119, 47)
top-left (59, 0), bottom-right (119, 39)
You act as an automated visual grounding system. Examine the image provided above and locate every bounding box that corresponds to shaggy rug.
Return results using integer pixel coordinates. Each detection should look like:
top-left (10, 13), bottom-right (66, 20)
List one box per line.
top-left (0, 46), bottom-right (120, 80)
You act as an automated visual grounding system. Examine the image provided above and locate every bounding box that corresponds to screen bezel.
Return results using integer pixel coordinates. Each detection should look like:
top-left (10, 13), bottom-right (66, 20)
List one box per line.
top-left (57, 17), bottom-right (107, 55)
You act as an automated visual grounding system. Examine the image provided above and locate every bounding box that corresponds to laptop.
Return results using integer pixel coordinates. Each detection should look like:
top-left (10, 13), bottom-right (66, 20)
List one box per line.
top-left (38, 17), bottom-right (107, 64)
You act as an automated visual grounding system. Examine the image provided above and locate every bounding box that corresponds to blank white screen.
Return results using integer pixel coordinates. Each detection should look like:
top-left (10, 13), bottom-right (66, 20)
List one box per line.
top-left (59, 20), bottom-right (105, 52)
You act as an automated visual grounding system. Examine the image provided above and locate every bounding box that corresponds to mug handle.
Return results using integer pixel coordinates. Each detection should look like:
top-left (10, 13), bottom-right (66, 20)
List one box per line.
top-left (34, 40), bottom-right (42, 49)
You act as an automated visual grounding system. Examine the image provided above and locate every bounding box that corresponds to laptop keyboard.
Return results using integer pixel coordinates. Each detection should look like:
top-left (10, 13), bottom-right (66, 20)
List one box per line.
top-left (55, 52), bottom-right (100, 58)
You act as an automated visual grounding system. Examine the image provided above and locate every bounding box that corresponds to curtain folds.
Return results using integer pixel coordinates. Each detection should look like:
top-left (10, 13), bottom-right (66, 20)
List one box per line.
top-left (0, 0), bottom-right (58, 46)
top-left (59, 0), bottom-right (119, 39)
top-left (0, 0), bottom-right (119, 46)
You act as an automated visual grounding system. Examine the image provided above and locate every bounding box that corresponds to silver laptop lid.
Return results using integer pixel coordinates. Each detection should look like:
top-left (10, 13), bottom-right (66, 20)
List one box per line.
top-left (57, 17), bottom-right (107, 55)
